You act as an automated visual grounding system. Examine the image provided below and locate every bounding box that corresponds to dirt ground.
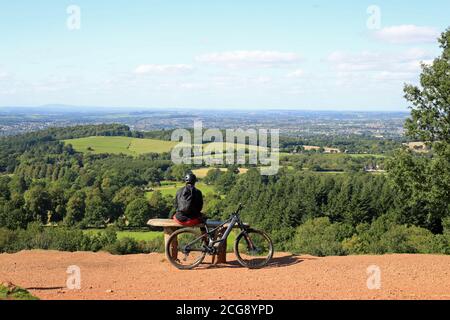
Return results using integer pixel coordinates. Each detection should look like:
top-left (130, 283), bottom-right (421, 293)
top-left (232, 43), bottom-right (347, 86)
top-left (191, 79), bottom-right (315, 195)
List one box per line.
top-left (1, 250), bottom-right (450, 300)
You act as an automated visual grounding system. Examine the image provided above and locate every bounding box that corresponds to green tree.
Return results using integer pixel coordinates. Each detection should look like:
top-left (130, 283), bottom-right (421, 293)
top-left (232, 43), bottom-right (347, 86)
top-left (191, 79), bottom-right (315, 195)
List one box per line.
top-left (24, 184), bottom-right (52, 224)
top-left (389, 28), bottom-right (450, 232)
top-left (215, 171), bottom-right (237, 194)
top-left (0, 176), bottom-right (11, 200)
top-left (48, 182), bottom-right (68, 222)
top-left (203, 168), bottom-right (222, 185)
top-left (125, 198), bottom-right (151, 227)
top-left (64, 191), bottom-right (86, 226)
top-left (83, 188), bottom-right (109, 227)
top-left (8, 175), bottom-right (27, 194)
top-left (112, 186), bottom-right (144, 213)
top-left (148, 191), bottom-right (169, 218)
top-left (0, 194), bottom-right (32, 230)
top-left (404, 28), bottom-right (450, 144)
top-left (167, 164), bottom-right (190, 181)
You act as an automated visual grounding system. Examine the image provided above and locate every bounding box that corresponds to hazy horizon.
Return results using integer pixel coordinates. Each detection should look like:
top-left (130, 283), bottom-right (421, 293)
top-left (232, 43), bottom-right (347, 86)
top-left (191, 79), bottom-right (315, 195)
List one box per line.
top-left (0, 104), bottom-right (411, 114)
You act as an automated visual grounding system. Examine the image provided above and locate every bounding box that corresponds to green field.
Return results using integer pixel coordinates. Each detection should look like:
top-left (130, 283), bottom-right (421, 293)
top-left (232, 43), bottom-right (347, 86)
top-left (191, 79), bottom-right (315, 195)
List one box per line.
top-left (344, 153), bottom-right (387, 159)
top-left (282, 152), bottom-right (387, 159)
top-left (192, 167), bottom-right (248, 178)
top-left (204, 142), bottom-right (268, 152)
top-left (148, 181), bottom-right (216, 197)
top-left (84, 229), bottom-right (163, 241)
top-left (63, 136), bottom-right (178, 155)
top-left (63, 136), bottom-right (281, 160)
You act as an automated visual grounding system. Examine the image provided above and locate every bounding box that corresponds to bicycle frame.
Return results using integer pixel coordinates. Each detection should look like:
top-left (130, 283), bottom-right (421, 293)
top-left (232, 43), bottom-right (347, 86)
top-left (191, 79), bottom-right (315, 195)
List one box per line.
top-left (182, 207), bottom-right (247, 254)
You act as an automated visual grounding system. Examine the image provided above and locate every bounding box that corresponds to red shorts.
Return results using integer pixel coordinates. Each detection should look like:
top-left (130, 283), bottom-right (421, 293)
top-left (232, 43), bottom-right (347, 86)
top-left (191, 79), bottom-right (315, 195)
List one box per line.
top-left (173, 216), bottom-right (204, 226)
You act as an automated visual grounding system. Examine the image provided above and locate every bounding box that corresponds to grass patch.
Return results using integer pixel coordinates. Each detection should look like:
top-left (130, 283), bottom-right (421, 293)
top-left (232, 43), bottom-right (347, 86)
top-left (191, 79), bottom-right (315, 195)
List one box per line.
top-left (192, 168), bottom-right (227, 178)
top-left (0, 284), bottom-right (39, 300)
top-left (63, 136), bottom-right (177, 156)
top-left (128, 138), bottom-right (178, 154)
top-left (148, 181), bottom-right (216, 197)
top-left (192, 167), bottom-right (248, 178)
top-left (344, 153), bottom-right (387, 159)
top-left (84, 229), bottom-right (163, 241)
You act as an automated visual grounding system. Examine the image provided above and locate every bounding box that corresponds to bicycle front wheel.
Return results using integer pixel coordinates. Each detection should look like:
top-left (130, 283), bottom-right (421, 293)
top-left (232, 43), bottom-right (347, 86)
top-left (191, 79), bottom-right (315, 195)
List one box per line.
top-left (165, 228), bottom-right (207, 270)
top-left (234, 229), bottom-right (274, 269)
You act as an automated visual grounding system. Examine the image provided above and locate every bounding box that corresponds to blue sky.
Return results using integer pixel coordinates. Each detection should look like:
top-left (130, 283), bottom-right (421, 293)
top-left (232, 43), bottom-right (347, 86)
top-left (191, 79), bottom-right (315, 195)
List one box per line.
top-left (0, 0), bottom-right (449, 111)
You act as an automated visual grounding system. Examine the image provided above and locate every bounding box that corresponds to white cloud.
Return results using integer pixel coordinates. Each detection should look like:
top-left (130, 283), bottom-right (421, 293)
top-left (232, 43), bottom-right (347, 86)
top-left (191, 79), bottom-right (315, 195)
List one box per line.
top-left (373, 71), bottom-right (418, 81)
top-left (196, 50), bottom-right (300, 67)
top-left (254, 76), bottom-right (272, 84)
top-left (179, 83), bottom-right (206, 90)
top-left (373, 25), bottom-right (439, 44)
top-left (327, 49), bottom-right (431, 73)
top-left (326, 48), bottom-right (433, 84)
top-left (134, 64), bottom-right (194, 75)
top-left (0, 70), bottom-right (11, 81)
top-left (287, 69), bottom-right (304, 78)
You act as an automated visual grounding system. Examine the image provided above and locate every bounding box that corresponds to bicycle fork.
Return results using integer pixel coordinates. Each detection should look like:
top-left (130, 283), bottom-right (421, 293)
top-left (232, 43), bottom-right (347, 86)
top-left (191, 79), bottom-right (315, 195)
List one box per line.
top-left (243, 232), bottom-right (258, 252)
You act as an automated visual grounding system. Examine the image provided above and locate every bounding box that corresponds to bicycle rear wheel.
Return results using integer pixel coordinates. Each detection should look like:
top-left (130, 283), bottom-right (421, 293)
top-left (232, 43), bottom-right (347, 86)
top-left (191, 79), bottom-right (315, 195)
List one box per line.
top-left (165, 228), bottom-right (207, 270)
top-left (234, 229), bottom-right (274, 269)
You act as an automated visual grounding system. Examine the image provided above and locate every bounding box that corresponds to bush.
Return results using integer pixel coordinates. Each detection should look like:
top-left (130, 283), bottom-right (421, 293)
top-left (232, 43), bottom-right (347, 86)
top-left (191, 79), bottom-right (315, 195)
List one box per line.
top-left (0, 222), bottom-right (165, 255)
top-left (379, 225), bottom-right (436, 254)
top-left (104, 235), bottom-right (164, 255)
top-left (0, 284), bottom-right (39, 300)
top-left (104, 237), bottom-right (140, 255)
top-left (342, 215), bottom-right (395, 254)
top-left (290, 217), bottom-right (353, 256)
top-left (343, 216), bottom-right (442, 255)
top-left (139, 237), bottom-right (165, 253)
top-left (0, 224), bottom-right (119, 253)
top-left (0, 228), bottom-right (18, 253)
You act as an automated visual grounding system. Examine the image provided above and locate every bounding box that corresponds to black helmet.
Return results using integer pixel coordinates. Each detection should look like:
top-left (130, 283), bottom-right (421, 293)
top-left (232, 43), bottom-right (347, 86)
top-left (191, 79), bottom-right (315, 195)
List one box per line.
top-left (184, 173), bottom-right (197, 184)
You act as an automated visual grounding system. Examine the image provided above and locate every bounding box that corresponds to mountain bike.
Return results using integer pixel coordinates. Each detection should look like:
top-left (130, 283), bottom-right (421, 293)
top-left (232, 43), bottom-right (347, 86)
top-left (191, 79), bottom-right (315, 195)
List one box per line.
top-left (165, 203), bottom-right (274, 270)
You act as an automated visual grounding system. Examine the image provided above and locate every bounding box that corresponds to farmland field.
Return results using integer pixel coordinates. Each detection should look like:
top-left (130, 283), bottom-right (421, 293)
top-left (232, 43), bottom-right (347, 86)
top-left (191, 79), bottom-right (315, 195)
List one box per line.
top-left (63, 136), bottom-right (277, 158)
top-left (283, 153), bottom-right (387, 160)
top-left (148, 181), bottom-right (216, 197)
top-left (344, 153), bottom-right (387, 159)
top-left (192, 167), bottom-right (248, 178)
top-left (204, 142), bottom-right (267, 152)
top-left (63, 136), bottom-right (177, 155)
top-left (192, 168), bottom-right (228, 178)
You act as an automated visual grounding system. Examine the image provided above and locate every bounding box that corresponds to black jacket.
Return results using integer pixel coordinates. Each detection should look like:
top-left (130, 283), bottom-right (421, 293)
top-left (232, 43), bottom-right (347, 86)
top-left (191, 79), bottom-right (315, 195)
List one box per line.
top-left (174, 184), bottom-right (203, 219)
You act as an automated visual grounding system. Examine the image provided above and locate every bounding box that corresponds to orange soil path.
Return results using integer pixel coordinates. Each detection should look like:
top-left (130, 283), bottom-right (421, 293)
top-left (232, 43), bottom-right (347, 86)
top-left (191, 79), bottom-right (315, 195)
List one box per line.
top-left (1, 250), bottom-right (449, 300)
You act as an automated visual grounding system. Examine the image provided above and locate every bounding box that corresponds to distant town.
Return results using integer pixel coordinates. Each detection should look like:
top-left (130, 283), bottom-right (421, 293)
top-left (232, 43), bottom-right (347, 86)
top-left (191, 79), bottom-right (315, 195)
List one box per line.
top-left (0, 106), bottom-right (409, 139)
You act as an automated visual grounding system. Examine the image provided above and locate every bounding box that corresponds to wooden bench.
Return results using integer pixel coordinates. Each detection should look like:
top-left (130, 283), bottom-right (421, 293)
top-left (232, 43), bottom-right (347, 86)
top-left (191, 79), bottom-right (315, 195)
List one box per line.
top-left (147, 219), bottom-right (248, 264)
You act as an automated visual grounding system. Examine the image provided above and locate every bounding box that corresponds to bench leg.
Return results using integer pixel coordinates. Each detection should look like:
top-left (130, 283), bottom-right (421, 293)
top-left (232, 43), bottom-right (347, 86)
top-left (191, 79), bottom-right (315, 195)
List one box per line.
top-left (164, 227), bottom-right (178, 260)
top-left (215, 227), bottom-right (227, 264)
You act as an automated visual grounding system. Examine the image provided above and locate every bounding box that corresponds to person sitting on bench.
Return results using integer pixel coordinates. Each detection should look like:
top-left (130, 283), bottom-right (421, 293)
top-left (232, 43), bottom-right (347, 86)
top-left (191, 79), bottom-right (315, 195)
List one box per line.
top-left (173, 173), bottom-right (205, 226)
